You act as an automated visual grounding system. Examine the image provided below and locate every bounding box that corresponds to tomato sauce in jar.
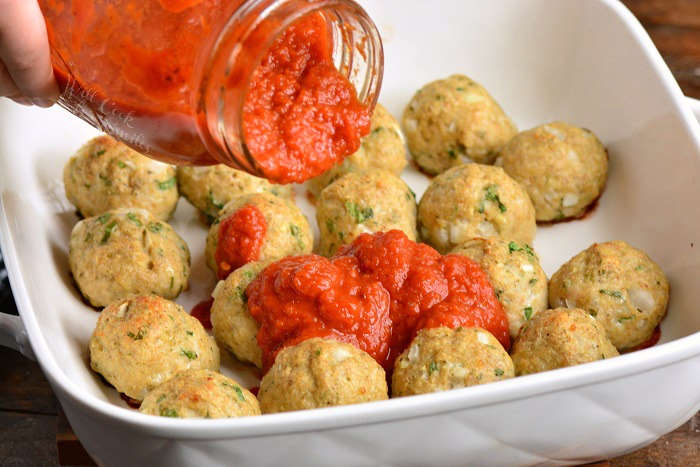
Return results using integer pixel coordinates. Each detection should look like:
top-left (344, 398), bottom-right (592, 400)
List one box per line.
top-left (38, 0), bottom-right (382, 183)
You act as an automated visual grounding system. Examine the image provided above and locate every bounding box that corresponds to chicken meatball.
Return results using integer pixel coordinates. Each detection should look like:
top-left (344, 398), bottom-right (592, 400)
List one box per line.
top-left (392, 327), bottom-right (514, 397)
top-left (177, 165), bottom-right (292, 224)
top-left (418, 164), bottom-right (536, 253)
top-left (205, 192), bottom-right (312, 278)
top-left (402, 74), bottom-right (517, 174)
top-left (510, 308), bottom-right (619, 376)
top-left (64, 135), bottom-right (178, 221)
top-left (69, 208), bottom-right (190, 307)
top-left (498, 122), bottom-right (608, 221)
top-left (549, 241), bottom-right (669, 350)
top-left (210, 261), bottom-right (271, 368)
top-left (316, 169), bottom-right (417, 256)
top-left (308, 104), bottom-right (407, 196)
top-left (258, 338), bottom-right (388, 413)
top-left (139, 369), bottom-right (260, 418)
top-left (89, 295), bottom-right (220, 400)
top-left (451, 238), bottom-right (547, 338)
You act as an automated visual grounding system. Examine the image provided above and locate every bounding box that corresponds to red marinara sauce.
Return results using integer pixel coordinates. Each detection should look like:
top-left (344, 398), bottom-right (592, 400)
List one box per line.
top-left (214, 205), bottom-right (267, 280)
top-left (190, 297), bottom-right (214, 330)
top-left (38, 1), bottom-right (371, 183)
top-left (246, 230), bottom-right (510, 373)
top-left (246, 254), bottom-right (392, 372)
top-left (624, 326), bottom-right (661, 353)
top-left (243, 14), bottom-right (371, 183)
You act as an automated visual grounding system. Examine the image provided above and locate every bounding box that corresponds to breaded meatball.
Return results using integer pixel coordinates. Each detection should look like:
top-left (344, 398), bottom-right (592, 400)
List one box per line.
top-left (418, 164), bottom-right (536, 253)
top-left (139, 369), bottom-right (260, 418)
top-left (177, 165), bottom-right (293, 224)
top-left (316, 169), bottom-right (417, 256)
top-left (258, 338), bottom-right (388, 413)
top-left (211, 261), bottom-right (271, 368)
top-left (205, 192), bottom-right (312, 277)
top-left (402, 74), bottom-right (517, 174)
top-left (308, 104), bottom-right (407, 196)
top-left (498, 122), bottom-right (608, 221)
top-left (549, 241), bottom-right (669, 350)
top-left (69, 208), bottom-right (190, 307)
top-left (510, 308), bottom-right (619, 376)
top-left (89, 296), bottom-right (220, 400)
top-left (64, 135), bottom-right (178, 221)
top-left (451, 238), bottom-right (547, 338)
top-left (392, 327), bottom-right (514, 397)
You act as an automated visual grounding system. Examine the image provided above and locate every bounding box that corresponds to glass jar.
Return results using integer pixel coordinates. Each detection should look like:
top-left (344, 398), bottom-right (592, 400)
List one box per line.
top-left (38, 0), bottom-right (383, 181)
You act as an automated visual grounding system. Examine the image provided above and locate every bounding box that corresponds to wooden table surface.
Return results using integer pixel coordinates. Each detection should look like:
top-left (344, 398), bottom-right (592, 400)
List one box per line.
top-left (1, 1), bottom-right (700, 466)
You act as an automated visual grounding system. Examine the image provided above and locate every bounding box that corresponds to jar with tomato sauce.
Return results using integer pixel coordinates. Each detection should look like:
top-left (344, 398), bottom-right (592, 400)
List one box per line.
top-left (38, 0), bottom-right (383, 183)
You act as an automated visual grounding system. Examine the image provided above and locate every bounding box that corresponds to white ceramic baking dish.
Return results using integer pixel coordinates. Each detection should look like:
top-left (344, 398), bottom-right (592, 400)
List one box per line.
top-left (2, 0), bottom-right (700, 465)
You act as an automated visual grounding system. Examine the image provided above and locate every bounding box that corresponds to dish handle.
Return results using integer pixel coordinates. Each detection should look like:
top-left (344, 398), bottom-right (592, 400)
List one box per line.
top-left (0, 313), bottom-right (35, 360)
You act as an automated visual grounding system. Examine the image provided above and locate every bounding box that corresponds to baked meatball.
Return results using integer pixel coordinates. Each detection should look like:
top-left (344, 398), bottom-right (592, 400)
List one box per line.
top-left (205, 192), bottom-right (312, 278)
top-left (211, 261), bottom-right (271, 368)
top-left (139, 369), bottom-right (260, 418)
top-left (510, 308), bottom-right (619, 376)
top-left (258, 338), bottom-right (388, 413)
top-left (402, 74), bottom-right (517, 174)
top-left (316, 169), bottom-right (417, 256)
top-left (177, 165), bottom-right (292, 224)
top-left (498, 122), bottom-right (608, 221)
top-left (451, 238), bottom-right (547, 338)
top-left (549, 241), bottom-right (669, 350)
top-left (64, 135), bottom-right (178, 221)
top-left (89, 295), bottom-right (220, 400)
top-left (418, 164), bottom-right (536, 253)
top-left (308, 104), bottom-right (407, 196)
top-left (69, 208), bottom-right (190, 307)
top-left (392, 327), bottom-right (513, 397)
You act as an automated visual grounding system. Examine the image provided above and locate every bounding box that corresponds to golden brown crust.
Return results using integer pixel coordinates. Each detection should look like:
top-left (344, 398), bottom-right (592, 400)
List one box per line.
top-left (510, 308), bottom-right (619, 376)
top-left (549, 241), bottom-right (669, 350)
top-left (64, 135), bottom-right (179, 221)
top-left (89, 295), bottom-right (220, 400)
top-left (418, 164), bottom-right (536, 253)
top-left (392, 327), bottom-right (514, 397)
top-left (258, 338), bottom-right (388, 413)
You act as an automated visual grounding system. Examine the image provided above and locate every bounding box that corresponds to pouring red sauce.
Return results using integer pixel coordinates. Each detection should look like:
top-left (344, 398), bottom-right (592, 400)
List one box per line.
top-left (243, 14), bottom-right (371, 183)
top-left (39, 2), bottom-right (371, 183)
top-left (246, 230), bottom-right (509, 373)
top-left (214, 205), bottom-right (267, 280)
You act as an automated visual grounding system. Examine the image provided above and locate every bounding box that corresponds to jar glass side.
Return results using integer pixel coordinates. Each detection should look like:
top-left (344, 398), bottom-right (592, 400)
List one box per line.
top-left (37, 0), bottom-right (242, 165)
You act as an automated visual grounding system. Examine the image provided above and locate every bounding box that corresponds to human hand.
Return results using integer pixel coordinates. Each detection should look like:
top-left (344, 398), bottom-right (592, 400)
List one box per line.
top-left (0, 0), bottom-right (59, 107)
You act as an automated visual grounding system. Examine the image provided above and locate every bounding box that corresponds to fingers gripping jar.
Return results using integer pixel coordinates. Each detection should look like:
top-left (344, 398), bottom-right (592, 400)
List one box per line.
top-left (39, 0), bottom-right (383, 183)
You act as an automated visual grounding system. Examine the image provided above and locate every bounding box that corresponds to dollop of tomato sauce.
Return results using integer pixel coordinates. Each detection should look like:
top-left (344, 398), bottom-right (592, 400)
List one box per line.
top-left (214, 205), bottom-right (267, 280)
top-left (243, 14), bottom-right (371, 183)
top-left (190, 297), bottom-right (214, 330)
top-left (39, 2), bottom-right (370, 181)
top-left (246, 230), bottom-right (509, 373)
top-left (246, 254), bottom-right (392, 372)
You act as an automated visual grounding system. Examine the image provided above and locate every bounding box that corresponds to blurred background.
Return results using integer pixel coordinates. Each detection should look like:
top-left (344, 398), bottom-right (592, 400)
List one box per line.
top-left (1, 1), bottom-right (699, 466)
top-left (621, 0), bottom-right (700, 98)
